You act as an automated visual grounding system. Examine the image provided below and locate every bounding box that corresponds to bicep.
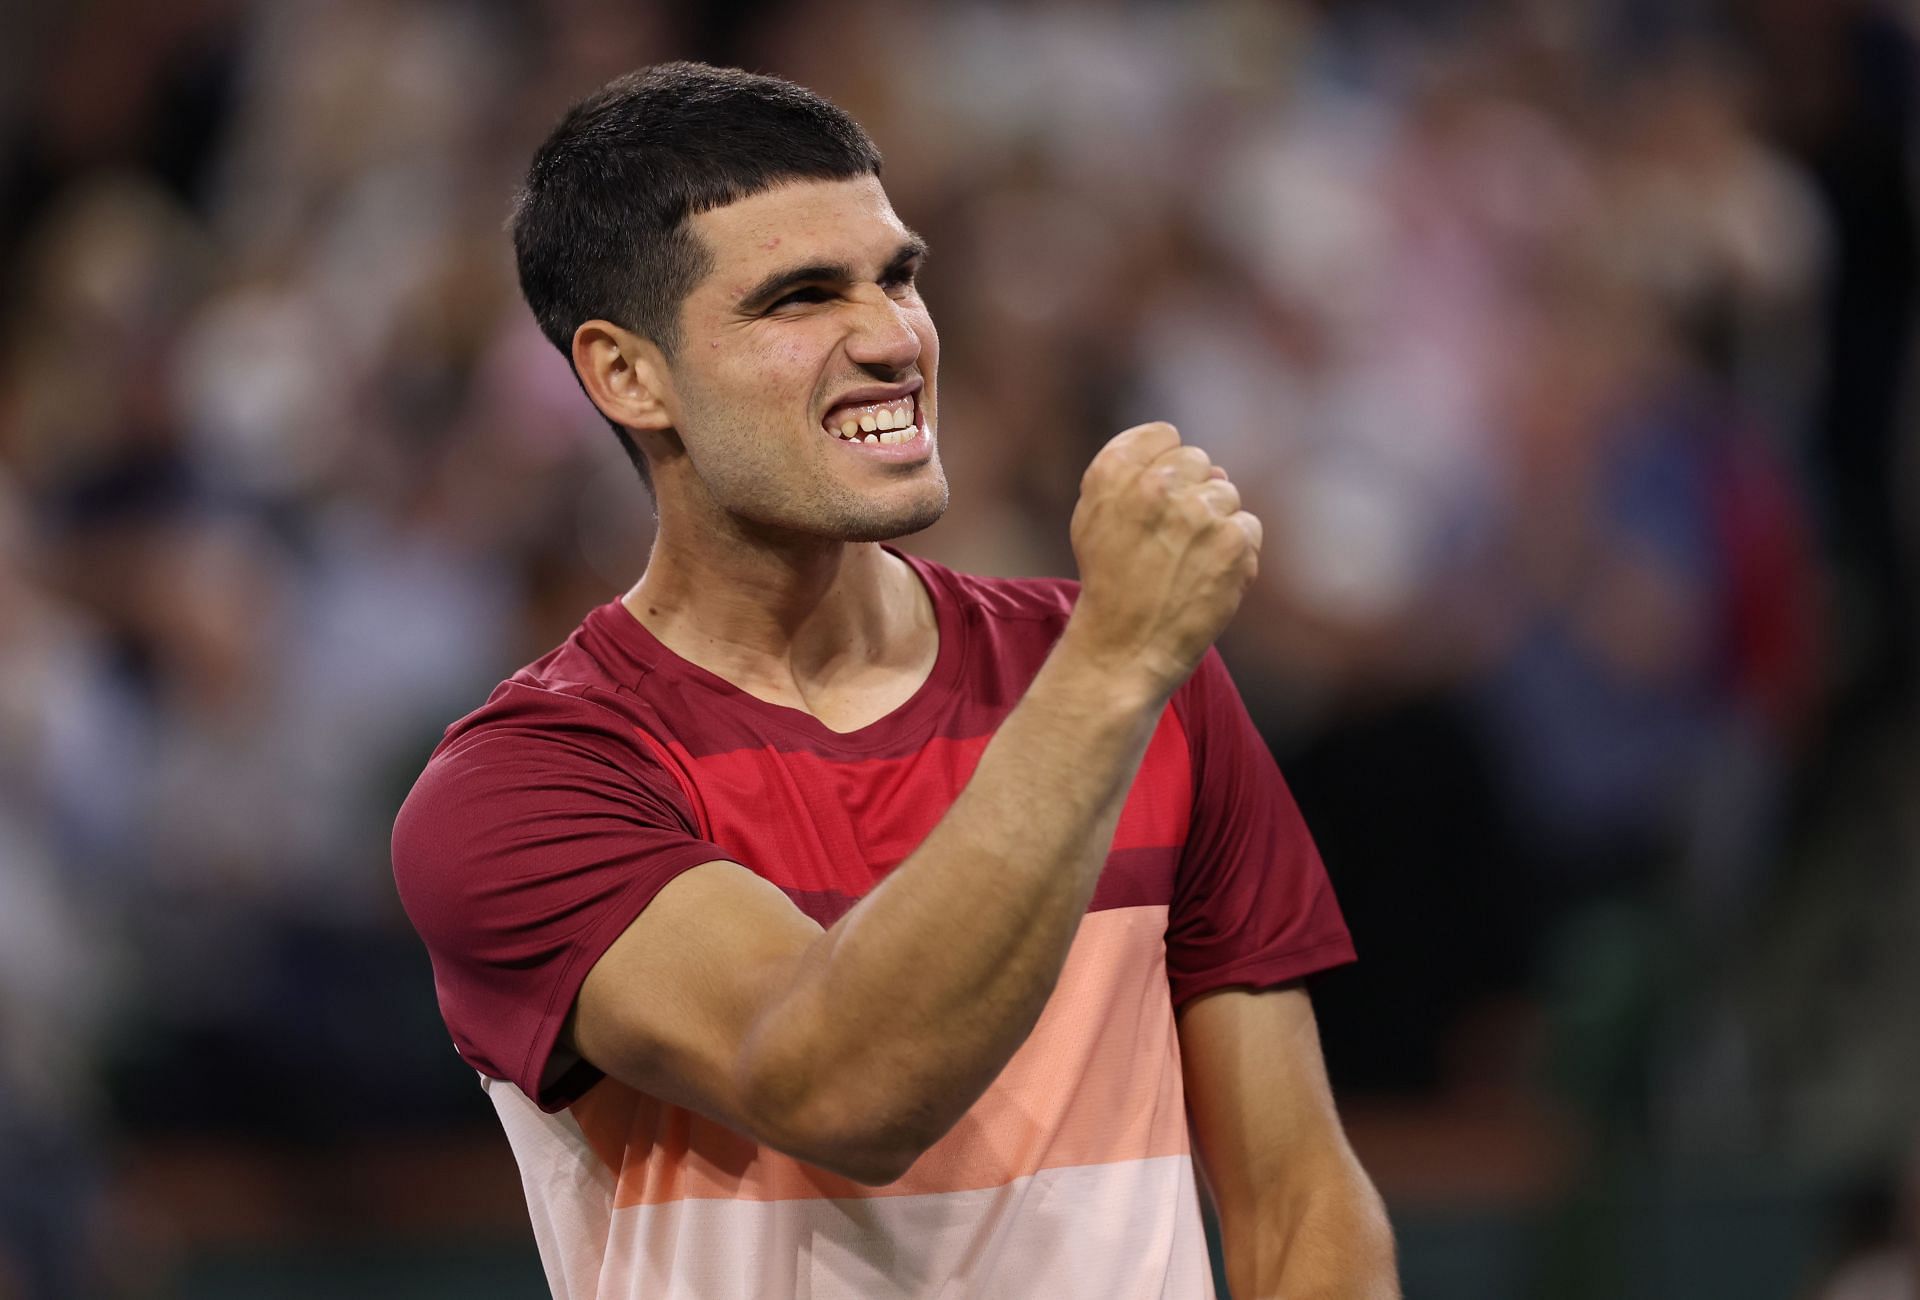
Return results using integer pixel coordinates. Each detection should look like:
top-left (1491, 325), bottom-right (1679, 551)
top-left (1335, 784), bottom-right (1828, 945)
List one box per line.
top-left (568, 860), bottom-right (825, 1136)
top-left (1176, 983), bottom-right (1353, 1219)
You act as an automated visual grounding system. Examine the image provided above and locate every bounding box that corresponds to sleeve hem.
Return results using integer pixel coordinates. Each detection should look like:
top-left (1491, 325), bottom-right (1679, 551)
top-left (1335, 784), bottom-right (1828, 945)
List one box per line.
top-left (1170, 934), bottom-right (1358, 1010)
top-left (517, 840), bottom-right (735, 1113)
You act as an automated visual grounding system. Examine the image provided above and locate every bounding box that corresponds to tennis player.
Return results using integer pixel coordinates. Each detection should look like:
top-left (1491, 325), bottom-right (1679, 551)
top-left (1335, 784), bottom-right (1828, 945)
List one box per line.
top-left (393, 61), bottom-right (1398, 1299)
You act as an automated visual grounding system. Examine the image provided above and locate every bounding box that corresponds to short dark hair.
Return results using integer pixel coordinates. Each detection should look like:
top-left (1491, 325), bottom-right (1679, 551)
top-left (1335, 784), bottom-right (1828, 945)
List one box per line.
top-left (511, 62), bottom-right (883, 485)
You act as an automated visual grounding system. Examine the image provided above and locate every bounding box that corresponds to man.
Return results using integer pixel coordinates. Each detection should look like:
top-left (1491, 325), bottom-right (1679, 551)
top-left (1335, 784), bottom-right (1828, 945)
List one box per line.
top-left (393, 62), bottom-right (1398, 1299)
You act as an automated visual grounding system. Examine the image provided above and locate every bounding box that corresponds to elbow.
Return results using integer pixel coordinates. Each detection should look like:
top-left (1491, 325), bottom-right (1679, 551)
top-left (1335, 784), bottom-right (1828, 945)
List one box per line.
top-left (811, 1137), bottom-right (927, 1187)
top-left (768, 1103), bottom-right (938, 1187)
top-left (783, 1097), bottom-right (945, 1186)
top-left (738, 1056), bottom-right (944, 1187)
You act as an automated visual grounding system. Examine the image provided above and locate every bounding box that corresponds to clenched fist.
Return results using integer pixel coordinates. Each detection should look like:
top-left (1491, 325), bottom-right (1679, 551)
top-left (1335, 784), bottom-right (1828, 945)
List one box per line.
top-left (1062, 422), bottom-right (1262, 701)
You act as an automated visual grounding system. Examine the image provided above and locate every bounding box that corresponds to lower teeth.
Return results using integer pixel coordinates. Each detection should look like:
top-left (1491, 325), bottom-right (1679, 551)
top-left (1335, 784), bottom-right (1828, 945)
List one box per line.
top-left (838, 425), bottom-right (916, 444)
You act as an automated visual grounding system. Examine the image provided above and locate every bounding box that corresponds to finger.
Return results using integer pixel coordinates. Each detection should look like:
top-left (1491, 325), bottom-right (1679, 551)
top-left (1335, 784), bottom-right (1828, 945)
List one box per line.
top-left (1148, 444), bottom-right (1214, 489)
top-left (1192, 478), bottom-right (1242, 516)
top-left (1103, 421), bottom-right (1181, 469)
top-left (1230, 510), bottom-right (1263, 553)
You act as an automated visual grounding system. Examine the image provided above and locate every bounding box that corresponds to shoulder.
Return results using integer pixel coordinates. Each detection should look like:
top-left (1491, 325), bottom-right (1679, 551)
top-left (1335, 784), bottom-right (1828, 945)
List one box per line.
top-left (392, 616), bottom-right (691, 887)
top-left (424, 647), bottom-right (652, 781)
top-left (419, 679), bottom-right (645, 787)
top-left (417, 601), bottom-right (676, 772)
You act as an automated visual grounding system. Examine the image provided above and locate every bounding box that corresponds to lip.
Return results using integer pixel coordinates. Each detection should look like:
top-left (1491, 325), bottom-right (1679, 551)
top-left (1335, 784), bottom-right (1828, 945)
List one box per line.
top-left (829, 421), bottom-right (933, 464)
top-left (820, 377), bottom-right (924, 420)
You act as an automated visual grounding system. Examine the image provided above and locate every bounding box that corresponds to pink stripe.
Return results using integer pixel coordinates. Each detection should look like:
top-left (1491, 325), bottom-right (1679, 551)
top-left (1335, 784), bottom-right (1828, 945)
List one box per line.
top-left (568, 906), bottom-right (1187, 1207)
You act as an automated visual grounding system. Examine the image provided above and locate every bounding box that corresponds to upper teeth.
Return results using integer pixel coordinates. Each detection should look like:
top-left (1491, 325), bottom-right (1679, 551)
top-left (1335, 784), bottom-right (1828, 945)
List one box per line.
top-left (831, 399), bottom-right (917, 444)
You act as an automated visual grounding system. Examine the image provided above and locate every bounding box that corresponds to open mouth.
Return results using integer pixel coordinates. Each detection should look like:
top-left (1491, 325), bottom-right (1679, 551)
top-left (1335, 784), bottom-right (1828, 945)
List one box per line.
top-left (821, 394), bottom-right (920, 446)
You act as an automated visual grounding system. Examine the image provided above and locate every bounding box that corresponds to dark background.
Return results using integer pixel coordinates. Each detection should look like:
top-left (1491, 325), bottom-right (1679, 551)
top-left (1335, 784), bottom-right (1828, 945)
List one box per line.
top-left (1, 0), bottom-right (1915, 1296)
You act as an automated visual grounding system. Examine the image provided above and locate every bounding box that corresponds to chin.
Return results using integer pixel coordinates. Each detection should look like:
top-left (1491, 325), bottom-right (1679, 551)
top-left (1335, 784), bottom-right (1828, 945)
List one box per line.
top-left (720, 457), bottom-right (950, 544)
top-left (833, 490), bottom-right (950, 543)
top-left (817, 470), bottom-right (950, 542)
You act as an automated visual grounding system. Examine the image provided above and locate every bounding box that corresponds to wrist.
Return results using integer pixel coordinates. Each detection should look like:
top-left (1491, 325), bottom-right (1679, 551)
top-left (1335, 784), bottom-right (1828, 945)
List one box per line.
top-left (1047, 619), bottom-right (1179, 716)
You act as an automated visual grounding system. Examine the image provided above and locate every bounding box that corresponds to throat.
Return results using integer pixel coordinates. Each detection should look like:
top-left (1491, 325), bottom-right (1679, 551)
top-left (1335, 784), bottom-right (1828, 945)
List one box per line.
top-left (788, 643), bottom-right (937, 734)
top-left (623, 544), bottom-right (939, 734)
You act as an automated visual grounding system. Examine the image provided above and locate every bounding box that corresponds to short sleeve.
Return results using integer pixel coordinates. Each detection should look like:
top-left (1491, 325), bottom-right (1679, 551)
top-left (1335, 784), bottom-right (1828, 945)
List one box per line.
top-left (1165, 650), bottom-right (1355, 1007)
top-left (391, 684), bottom-right (731, 1111)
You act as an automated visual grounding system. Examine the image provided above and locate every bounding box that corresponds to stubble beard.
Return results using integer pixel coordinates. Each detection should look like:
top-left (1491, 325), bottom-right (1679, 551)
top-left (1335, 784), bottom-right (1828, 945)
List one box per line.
top-left (820, 469), bottom-right (950, 542)
top-left (679, 409), bottom-right (951, 545)
top-left (760, 449), bottom-right (951, 543)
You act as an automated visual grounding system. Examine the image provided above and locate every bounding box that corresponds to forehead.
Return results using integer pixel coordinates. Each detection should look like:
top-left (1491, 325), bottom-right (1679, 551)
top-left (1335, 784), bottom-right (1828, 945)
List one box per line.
top-left (690, 175), bottom-right (912, 297)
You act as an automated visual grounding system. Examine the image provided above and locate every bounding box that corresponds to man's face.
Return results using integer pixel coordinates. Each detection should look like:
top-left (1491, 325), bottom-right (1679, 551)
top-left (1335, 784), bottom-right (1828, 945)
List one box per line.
top-left (660, 175), bottom-right (946, 542)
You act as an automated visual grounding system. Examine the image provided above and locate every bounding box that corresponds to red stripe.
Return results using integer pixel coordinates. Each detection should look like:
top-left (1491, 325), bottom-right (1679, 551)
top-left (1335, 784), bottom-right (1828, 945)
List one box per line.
top-left (655, 708), bottom-right (1193, 900)
top-left (772, 844), bottom-right (1178, 928)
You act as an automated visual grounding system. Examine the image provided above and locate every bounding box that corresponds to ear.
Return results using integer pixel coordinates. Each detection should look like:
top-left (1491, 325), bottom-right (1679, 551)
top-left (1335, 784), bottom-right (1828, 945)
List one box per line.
top-left (572, 320), bottom-right (676, 434)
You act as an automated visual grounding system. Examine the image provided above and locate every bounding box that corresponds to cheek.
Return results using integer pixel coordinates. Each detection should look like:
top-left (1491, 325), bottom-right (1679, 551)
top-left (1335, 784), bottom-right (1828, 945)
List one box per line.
top-left (774, 336), bottom-right (819, 373)
top-left (720, 333), bottom-right (824, 397)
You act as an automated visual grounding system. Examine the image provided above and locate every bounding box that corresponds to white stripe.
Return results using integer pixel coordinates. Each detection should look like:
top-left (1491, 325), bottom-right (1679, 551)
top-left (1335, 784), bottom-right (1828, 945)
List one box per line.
top-left (486, 1076), bottom-right (620, 1300)
top-left (584, 1155), bottom-right (1214, 1300)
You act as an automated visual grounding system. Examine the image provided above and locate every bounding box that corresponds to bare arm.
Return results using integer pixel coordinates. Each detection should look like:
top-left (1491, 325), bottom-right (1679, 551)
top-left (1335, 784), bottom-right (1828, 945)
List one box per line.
top-left (571, 422), bottom-right (1263, 1183)
top-left (1178, 985), bottom-right (1399, 1299)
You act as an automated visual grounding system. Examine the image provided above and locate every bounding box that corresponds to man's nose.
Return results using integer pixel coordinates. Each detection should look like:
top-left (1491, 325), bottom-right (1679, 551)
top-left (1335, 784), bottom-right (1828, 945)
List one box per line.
top-left (845, 288), bottom-right (922, 373)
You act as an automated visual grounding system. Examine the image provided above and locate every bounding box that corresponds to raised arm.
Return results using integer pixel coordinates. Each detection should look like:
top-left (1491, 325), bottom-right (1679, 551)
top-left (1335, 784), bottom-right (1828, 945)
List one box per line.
top-left (569, 421), bottom-right (1260, 1183)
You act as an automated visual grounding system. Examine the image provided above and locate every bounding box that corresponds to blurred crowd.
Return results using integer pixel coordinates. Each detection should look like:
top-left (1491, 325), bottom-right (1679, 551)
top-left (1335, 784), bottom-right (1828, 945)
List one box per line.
top-left (2, 0), bottom-right (1916, 1296)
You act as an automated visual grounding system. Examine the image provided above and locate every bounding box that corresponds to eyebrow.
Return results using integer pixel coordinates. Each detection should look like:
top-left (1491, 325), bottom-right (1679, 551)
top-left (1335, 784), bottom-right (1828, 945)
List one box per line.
top-left (736, 234), bottom-right (929, 313)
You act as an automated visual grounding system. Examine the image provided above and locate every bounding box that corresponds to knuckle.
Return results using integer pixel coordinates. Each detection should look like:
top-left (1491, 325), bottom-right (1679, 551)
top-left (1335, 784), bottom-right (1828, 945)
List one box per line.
top-left (1124, 421), bottom-right (1181, 456)
top-left (1234, 513), bottom-right (1264, 551)
top-left (1157, 448), bottom-right (1209, 483)
top-left (1176, 493), bottom-right (1215, 529)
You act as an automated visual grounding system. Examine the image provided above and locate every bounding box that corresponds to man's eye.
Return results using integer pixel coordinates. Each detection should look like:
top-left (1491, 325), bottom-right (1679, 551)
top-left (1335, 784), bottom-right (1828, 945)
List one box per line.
top-left (770, 287), bottom-right (832, 310)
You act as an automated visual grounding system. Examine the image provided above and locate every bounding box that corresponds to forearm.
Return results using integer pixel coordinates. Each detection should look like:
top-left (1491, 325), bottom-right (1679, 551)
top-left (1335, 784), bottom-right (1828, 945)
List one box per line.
top-left (740, 624), bottom-right (1166, 1166)
top-left (1221, 1157), bottom-right (1399, 1300)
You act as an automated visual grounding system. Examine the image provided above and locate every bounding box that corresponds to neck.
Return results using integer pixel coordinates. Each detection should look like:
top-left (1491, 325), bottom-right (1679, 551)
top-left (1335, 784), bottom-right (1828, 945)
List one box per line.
top-left (624, 503), bottom-right (929, 703)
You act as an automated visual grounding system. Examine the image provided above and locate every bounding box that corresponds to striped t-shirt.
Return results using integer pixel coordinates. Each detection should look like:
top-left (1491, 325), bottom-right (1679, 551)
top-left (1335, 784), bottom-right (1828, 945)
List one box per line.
top-left (392, 552), bottom-right (1354, 1299)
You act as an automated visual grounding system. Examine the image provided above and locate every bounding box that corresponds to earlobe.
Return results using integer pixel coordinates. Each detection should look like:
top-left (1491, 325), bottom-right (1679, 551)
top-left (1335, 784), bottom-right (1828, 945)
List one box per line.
top-left (573, 320), bottom-right (676, 432)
